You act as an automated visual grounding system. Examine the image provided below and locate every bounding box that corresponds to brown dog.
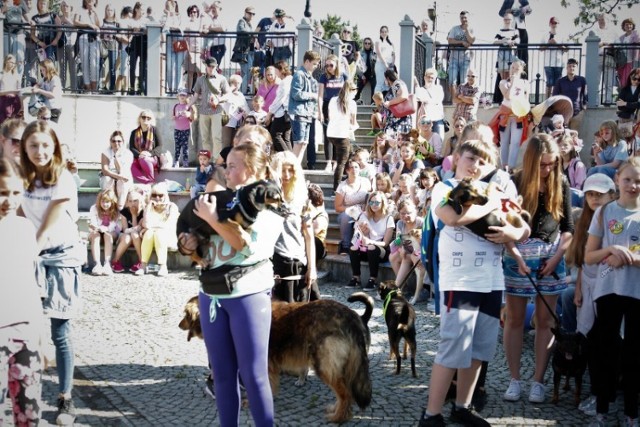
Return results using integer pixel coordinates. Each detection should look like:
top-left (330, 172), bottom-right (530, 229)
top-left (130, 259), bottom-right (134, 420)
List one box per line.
top-left (378, 280), bottom-right (417, 377)
top-left (178, 292), bottom-right (375, 423)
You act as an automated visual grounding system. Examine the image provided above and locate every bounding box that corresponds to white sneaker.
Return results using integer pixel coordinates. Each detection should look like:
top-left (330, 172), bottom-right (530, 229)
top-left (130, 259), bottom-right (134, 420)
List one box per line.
top-left (528, 381), bottom-right (545, 403)
top-left (102, 262), bottom-right (113, 276)
top-left (91, 264), bottom-right (103, 276)
top-left (503, 378), bottom-right (522, 401)
top-left (579, 395), bottom-right (596, 413)
top-left (157, 265), bottom-right (168, 276)
top-left (585, 399), bottom-right (617, 417)
top-left (134, 266), bottom-right (146, 276)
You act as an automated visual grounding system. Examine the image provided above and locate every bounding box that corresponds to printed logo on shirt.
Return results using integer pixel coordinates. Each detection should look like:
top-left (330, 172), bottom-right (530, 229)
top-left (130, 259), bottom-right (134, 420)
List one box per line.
top-left (608, 219), bottom-right (624, 234)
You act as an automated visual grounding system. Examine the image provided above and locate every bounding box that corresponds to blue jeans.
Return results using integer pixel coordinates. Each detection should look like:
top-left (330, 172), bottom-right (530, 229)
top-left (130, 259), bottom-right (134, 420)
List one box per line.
top-left (448, 58), bottom-right (471, 86)
top-left (51, 318), bottom-right (74, 395)
top-left (240, 51), bottom-right (254, 94)
top-left (166, 34), bottom-right (187, 93)
top-left (560, 284), bottom-right (577, 333)
top-left (587, 165), bottom-right (617, 179)
top-left (338, 211), bottom-right (355, 251)
top-left (544, 66), bottom-right (563, 88)
top-left (291, 118), bottom-right (312, 144)
top-left (272, 46), bottom-right (292, 64)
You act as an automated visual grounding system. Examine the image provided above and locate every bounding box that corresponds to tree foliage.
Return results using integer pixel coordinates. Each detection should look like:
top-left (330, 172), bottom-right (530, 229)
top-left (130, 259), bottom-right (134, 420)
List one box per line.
top-left (562, 0), bottom-right (640, 39)
top-left (315, 14), bottom-right (362, 45)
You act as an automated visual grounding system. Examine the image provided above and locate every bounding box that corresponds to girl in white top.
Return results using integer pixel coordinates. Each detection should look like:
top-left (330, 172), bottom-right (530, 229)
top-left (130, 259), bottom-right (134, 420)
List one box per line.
top-left (33, 59), bottom-right (63, 122)
top-left (100, 130), bottom-right (134, 210)
top-left (88, 189), bottom-right (126, 276)
top-left (18, 121), bottom-right (84, 424)
top-left (220, 74), bottom-right (249, 147)
top-left (374, 25), bottom-right (395, 93)
top-left (326, 81), bottom-right (358, 189)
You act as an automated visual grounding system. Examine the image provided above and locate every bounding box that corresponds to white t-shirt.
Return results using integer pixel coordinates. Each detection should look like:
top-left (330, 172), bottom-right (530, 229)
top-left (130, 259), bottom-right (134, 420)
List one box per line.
top-left (102, 146), bottom-right (134, 178)
top-left (541, 30), bottom-right (565, 67)
top-left (363, 213), bottom-right (394, 242)
top-left (21, 169), bottom-right (79, 250)
top-left (326, 97), bottom-right (356, 139)
top-left (430, 172), bottom-right (517, 293)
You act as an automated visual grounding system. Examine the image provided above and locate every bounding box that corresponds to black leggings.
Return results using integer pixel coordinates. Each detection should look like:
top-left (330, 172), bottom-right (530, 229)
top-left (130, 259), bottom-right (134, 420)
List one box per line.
top-left (269, 115), bottom-right (292, 152)
top-left (593, 294), bottom-right (640, 418)
top-left (349, 245), bottom-right (389, 279)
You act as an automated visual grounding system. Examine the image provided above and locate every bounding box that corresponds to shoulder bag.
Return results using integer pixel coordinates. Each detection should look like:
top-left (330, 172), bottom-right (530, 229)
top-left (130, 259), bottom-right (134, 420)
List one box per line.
top-left (389, 94), bottom-right (416, 118)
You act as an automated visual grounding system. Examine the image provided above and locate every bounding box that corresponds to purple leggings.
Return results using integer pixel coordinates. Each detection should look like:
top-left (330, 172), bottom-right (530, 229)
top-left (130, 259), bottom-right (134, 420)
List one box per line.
top-left (198, 290), bottom-right (274, 427)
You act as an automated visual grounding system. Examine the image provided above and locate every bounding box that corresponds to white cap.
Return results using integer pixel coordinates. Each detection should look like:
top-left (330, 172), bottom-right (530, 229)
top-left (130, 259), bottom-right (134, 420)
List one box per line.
top-left (583, 173), bottom-right (616, 193)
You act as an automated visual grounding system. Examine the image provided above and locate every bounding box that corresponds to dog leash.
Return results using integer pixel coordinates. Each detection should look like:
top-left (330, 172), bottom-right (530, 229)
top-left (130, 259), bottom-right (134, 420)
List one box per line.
top-left (382, 289), bottom-right (397, 317)
top-left (524, 272), bottom-right (560, 327)
top-left (397, 259), bottom-right (421, 294)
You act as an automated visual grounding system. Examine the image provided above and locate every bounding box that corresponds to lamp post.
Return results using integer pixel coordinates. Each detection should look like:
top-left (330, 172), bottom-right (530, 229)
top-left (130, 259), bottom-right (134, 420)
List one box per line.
top-left (427, 1), bottom-right (437, 40)
top-left (304, 0), bottom-right (311, 18)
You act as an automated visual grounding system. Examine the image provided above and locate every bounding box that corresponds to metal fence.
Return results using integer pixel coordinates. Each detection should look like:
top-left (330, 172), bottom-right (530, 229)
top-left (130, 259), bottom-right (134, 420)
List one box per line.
top-left (414, 34), bottom-right (426, 87)
top-left (432, 42), bottom-right (583, 105)
top-left (312, 35), bottom-right (335, 80)
top-left (3, 22), bottom-right (296, 95)
top-left (600, 43), bottom-right (640, 105)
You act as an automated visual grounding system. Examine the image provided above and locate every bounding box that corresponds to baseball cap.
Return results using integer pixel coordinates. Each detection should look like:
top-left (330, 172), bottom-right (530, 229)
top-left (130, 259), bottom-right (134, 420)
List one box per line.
top-left (274, 8), bottom-right (285, 17)
top-left (205, 57), bottom-right (218, 67)
top-left (550, 17), bottom-right (559, 25)
top-left (198, 149), bottom-right (212, 159)
top-left (582, 173), bottom-right (615, 194)
top-left (177, 87), bottom-right (188, 96)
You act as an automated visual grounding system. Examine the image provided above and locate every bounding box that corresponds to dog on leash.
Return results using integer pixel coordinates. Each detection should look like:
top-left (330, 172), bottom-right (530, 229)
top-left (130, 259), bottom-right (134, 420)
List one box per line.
top-left (378, 280), bottom-right (417, 377)
top-left (551, 328), bottom-right (587, 406)
top-left (176, 180), bottom-right (287, 267)
top-left (178, 292), bottom-right (375, 423)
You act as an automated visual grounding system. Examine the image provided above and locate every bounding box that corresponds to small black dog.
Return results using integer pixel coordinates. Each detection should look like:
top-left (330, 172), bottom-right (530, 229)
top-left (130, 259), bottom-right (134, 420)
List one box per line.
top-left (447, 177), bottom-right (530, 238)
top-left (378, 280), bottom-right (417, 377)
top-left (551, 327), bottom-right (587, 406)
top-left (176, 180), bottom-right (287, 265)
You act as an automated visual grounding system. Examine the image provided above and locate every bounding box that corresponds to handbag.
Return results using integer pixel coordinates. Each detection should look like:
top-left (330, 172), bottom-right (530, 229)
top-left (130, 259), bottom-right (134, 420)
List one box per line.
top-left (230, 49), bottom-right (248, 64)
top-left (443, 118), bottom-right (451, 133)
top-left (199, 260), bottom-right (268, 295)
top-left (389, 94), bottom-right (416, 118)
top-left (172, 39), bottom-right (188, 53)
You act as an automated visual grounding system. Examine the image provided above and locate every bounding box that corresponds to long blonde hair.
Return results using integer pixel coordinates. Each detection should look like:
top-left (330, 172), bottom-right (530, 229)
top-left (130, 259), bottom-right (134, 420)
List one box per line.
top-left (270, 151), bottom-right (306, 212)
top-left (517, 133), bottom-right (564, 222)
top-left (336, 80), bottom-right (356, 114)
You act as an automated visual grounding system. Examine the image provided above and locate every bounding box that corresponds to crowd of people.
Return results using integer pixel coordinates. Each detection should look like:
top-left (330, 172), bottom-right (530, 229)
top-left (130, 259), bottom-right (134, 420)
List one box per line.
top-left (1, 3), bottom-right (640, 427)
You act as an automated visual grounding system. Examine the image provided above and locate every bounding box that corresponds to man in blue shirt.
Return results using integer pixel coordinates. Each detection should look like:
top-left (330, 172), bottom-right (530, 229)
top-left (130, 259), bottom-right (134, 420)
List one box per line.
top-left (552, 58), bottom-right (588, 131)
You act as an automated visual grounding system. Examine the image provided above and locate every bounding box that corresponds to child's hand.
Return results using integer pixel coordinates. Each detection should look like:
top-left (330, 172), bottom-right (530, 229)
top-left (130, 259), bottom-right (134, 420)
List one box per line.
top-left (193, 194), bottom-right (218, 224)
top-left (574, 286), bottom-right (583, 307)
top-left (517, 258), bottom-right (531, 276)
top-left (609, 245), bottom-right (634, 265)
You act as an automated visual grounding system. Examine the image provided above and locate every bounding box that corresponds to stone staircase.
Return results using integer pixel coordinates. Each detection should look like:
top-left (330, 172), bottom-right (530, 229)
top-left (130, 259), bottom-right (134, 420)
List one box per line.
top-left (75, 104), bottom-right (400, 283)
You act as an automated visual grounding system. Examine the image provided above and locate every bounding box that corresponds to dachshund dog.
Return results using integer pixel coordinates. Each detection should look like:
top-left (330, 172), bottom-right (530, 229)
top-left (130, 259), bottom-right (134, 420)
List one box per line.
top-left (178, 292), bottom-right (375, 423)
top-left (378, 280), bottom-right (417, 377)
top-left (176, 180), bottom-right (287, 266)
top-left (551, 328), bottom-right (588, 406)
top-left (446, 177), bottom-right (531, 238)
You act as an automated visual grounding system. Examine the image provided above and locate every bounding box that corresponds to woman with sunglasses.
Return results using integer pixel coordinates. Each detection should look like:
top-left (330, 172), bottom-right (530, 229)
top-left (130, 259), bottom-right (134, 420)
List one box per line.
top-left (374, 25), bottom-right (395, 94)
top-left (135, 182), bottom-right (179, 276)
top-left (346, 190), bottom-right (395, 291)
top-left (100, 130), bottom-right (134, 210)
top-left (355, 37), bottom-right (376, 104)
top-left (616, 68), bottom-right (640, 127)
top-left (129, 109), bottom-right (163, 184)
top-left (318, 54), bottom-right (349, 172)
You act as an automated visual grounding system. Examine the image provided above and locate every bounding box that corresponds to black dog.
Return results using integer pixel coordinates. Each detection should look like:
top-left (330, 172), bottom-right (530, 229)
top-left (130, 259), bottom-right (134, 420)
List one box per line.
top-left (176, 180), bottom-right (287, 265)
top-left (447, 177), bottom-right (530, 238)
top-left (378, 280), bottom-right (417, 377)
top-left (551, 328), bottom-right (587, 406)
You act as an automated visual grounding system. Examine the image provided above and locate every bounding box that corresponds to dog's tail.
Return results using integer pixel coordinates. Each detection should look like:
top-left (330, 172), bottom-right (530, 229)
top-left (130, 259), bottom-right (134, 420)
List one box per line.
top-left (347, 292), bottom-right (374, 327)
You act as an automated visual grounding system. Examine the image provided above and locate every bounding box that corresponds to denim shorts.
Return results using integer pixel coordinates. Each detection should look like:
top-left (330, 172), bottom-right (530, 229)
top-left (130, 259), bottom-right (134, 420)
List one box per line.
top-left (544, 66), bottom-right (563, 87)
top-left (291, 117), bottom-right (312, 144)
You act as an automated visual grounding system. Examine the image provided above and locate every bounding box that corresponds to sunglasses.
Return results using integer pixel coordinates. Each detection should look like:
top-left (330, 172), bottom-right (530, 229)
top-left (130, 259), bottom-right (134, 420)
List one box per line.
top-left (420, 121), bottom-right (433, 125)
top-left (539, 160), bottom-right (557, 169)
top-left (151, 193), bottom-right (164, 198)
top-left (40, 116), bottom-right (51, 120)
top-left (246, 11), bottom-right (255, 15)
top-left (111, 139), bottom-right (123, 143)
top-left (368, 200), bottom-right (381, 206)
top-left (141, 116), bottom-right (152, 120)
top-left (632, 76), bottom-right (640, 81)
top-left (325, 63), bottom-right (335, 68)
top-left (10, 137), bottom-right (21, 146)
top-left (467, 74), bottom-right (476, 78)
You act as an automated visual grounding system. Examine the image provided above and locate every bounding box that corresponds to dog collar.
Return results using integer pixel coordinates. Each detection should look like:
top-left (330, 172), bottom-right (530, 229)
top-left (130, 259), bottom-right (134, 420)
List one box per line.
top-left (382, 290), bottom-right (397, 317)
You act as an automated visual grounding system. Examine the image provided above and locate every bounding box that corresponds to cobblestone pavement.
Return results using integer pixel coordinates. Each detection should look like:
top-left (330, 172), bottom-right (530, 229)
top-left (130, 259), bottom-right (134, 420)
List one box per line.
top-left (3, 271), bottom-right (625, 426)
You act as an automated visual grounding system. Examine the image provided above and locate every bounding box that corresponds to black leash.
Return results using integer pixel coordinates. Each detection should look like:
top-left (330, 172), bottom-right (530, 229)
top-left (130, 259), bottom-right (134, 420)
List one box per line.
top-left (524, 272), bottom-right (560, 327)
top-left (397, 259), bottom-right (421, 294)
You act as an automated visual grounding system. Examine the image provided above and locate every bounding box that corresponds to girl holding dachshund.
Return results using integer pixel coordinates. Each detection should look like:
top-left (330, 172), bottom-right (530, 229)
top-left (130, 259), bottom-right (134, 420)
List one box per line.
top-left (193, 143), bottom-right (284, 427)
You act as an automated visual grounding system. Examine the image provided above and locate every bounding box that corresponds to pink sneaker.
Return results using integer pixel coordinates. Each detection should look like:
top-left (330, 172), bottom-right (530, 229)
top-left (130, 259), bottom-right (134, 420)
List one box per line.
top-left (111, 260), bottom-right (125, 273)
top-left (129, 262), bottom-right (142, 273)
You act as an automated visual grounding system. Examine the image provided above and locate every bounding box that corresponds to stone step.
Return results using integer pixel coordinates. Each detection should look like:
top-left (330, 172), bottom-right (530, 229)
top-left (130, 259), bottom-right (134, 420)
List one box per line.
top-left (319, 253), bottom-right (397, 285)
top-left (78, 186), bottom-right (193, 211)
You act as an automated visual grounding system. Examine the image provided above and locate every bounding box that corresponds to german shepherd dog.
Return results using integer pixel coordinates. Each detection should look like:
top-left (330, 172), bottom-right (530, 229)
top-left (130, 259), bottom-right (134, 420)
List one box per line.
top-left (178, 292), bottom-right (375, 423)
top-left (446, 177), bottom-right (531, 238)
top-left (378, 280), bottom-right (417, 377)
top-left (176, 180), bottom-right (287, 266)
top-left (551, 328), bottom-right (587, 406)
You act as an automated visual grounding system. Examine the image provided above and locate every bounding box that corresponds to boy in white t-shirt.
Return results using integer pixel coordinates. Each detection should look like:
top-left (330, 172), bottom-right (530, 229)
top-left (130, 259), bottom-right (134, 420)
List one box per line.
top-left (418, 139), bottom-right (530, 427)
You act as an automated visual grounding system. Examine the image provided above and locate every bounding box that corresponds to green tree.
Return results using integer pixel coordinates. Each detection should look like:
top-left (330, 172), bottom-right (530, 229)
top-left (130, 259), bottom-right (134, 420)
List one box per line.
top-left (316, 14), bottom-right (362, 46)
top-left (563, 0), bottom-right (640, 39)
